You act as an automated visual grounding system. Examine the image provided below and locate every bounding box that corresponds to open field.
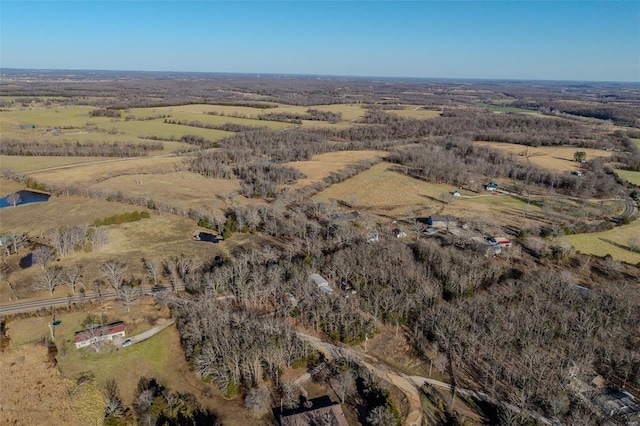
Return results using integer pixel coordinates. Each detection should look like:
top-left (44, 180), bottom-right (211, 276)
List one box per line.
top-left (131, 103), bottom-right (367, 123)
top-left (473, 141), bottom-right (612, 172)
top-left (26, 155), bottom-right (182, 185)
top-left (1, 155), bottom-right (125, 172)
top-left (3, 213), bottom-right (232, 298)
top-left (314, 162), bottom-right (544, 228)
top-left (477, 102), bottom-right (538, 114)
top-left (632, 138), bottom-right (640, 148)
top-left (129, 105), bottom-right (293, 130)
top-left (615, 169), bottom-right (640, 186)
top-left (93, 118), bottom-right (235, 140)
top-left (285, 150), bottom-right (386, 188)
top-left (564, 219), bottom-right (640, 264)
top-left (0, 343), bottom-right (97, 426)
top-left (5, 297), bottom-right (256, 425)
top-left (393, 108), bottom-right (442, 120)
top-left (91, 170), bottom-right (243, 211)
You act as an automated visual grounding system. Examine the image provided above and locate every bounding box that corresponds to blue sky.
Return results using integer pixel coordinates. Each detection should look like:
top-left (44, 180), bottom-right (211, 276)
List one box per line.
top-left (1, 1), bottom-right (638, 81)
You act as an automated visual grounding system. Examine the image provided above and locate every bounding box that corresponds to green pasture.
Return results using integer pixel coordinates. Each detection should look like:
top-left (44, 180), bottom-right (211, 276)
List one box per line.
top-left (615, 169), bottom-right (640, 186)
top-left (564, 219), bottom-right (640, 264)
top-left (631, 138), bottom-right (640, 148)
top-left (0, 106), bottom-right (96, 134)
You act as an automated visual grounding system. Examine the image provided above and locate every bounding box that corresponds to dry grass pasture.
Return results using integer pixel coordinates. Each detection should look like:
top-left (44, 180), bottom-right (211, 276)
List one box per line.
top-left (473, 141), bottom-right (612, 172)
top-left (26, 155), bottom-right (182, 185)
top-left (0, 343), bottom-right (101, 426)
top-left (615, 169), bottom-right (640, 186)
top-left (1, 155), bottom-right (108, 172)
top-left (314, 162), bottom-right (548, 227)
top-left (4, 213), bottom-right (231, 298)
top-left (91, 170), bottom-right (243, 211)
top-left (393, 107), bottom-right (442, 120)
top-left (285, 150), bottom-right (386, 188)
top-left (564, 219), bottom-right (640, 264)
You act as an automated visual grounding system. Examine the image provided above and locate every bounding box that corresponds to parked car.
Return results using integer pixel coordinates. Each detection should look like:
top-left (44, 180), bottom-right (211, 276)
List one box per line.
top-left (122, 339), bottom-right (133, 348)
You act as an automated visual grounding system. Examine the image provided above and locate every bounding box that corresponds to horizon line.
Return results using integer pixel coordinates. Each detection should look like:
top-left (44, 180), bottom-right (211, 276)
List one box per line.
top-left (1, 67), bottom-right (638, 85)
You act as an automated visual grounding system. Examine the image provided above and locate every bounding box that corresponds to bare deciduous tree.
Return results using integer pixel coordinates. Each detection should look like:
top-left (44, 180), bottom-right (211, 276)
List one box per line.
top-left (33, 266), bottom-right (63, 295)
top-left (32, 246), bottom-right (54, 269)
top-left (118, 283), bottom-right (142, 312)
top-left (7, 192), bottom-right (21, 207)
top-left (65, 264), bottom-right (84, 294)
top-left (101, 261), bottom-right (127, 290)
top-left (244, 386), bottom-right (271, 418)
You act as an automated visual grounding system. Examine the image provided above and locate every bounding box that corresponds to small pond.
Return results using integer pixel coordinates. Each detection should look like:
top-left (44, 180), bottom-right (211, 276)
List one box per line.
top-left (0, 190), bottom-right (51, 208)
top-left (13, 124), bottom-right (38, 129)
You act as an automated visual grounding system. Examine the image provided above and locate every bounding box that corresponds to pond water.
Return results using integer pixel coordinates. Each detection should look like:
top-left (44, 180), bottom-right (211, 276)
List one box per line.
top-left (13, 124), bottom-right (38, 129)
top-left (0, 190), bottom-right (51, 208)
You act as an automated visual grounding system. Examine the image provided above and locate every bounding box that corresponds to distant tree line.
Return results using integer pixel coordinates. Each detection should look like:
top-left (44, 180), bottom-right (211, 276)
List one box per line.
top-left (0, 139), bottom-right (163, 157)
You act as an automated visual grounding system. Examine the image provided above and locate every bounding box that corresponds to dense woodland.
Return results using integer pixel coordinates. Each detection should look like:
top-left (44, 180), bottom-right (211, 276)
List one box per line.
top-left (1, 71), bottom-right (640, 425)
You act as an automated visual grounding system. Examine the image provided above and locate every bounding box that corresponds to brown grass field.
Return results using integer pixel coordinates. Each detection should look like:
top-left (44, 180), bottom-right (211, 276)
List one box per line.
top-left (25, 155), bottom-right (183, 185)
top-left (473, 141), bottom-right (612, 172)
top-left (0, 343), bottom-right (102, 426)
top-left (393, 107), bottom-right (442, 120)
top-left (285, 150), bottom-right (386, 188)
top-left (90, 170), bottom-right (243, 211)
top-left (3, 213), bottom-right (233, 298)
top-left (313, 163), bottom-right (536, 225)
top-left (1, 155), bottom-right (112, 172)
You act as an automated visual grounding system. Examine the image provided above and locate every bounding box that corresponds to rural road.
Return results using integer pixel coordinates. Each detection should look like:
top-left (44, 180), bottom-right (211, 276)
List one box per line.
top-left (0, 284), bottom-right (182, 315)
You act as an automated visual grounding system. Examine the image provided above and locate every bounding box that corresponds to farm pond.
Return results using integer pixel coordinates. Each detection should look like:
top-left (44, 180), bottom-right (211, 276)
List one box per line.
top-left (0, 190), bottom-right (51, 208)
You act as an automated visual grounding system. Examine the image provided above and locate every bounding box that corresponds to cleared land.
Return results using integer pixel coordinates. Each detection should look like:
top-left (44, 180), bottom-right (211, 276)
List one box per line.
top-left (285, 150), bottom-right (386, 188)
top-left (393, 108), bottom-right (442, 120)
top-left (473, 141), bottom-right (612, 172)
top-left (564, 219), bottom-right (640, 264)
top-left (1, 155), bottom-right (113, 172)
top-left (91, 170), bottom-right (242, 211)
top-left (477, 102), bottom-right (538, 114)
top-left (0, 343), bottom-right (103, 426)
top-left (314, 162), bottom-right (543, 228)
top-left (25, 155), bottom-right (182, 185)
top-left (3, 213), bottom-right (232, 299)
top-left (6, 299), bottom-right (256, 425)
top-left (616, 169), bottom-right (640, 186)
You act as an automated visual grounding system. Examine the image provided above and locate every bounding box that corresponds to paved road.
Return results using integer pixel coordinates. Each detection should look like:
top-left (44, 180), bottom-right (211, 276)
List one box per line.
top-left (0, 285), bottom-right (182, 315)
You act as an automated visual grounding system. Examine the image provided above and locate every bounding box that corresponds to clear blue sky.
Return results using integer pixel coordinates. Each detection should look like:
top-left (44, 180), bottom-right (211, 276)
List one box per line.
top-left (1, 1), bottom-right (638, 81)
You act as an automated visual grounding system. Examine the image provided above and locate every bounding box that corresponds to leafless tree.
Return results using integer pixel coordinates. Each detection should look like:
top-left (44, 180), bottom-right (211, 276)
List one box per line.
top-left (366, 406), bottom-right (395, 426)
top-left (7, 192), bottom-right (21, 207)
top-left (32, 246), bottom-right (54, 269)
top-left (103, 378), bottom-right (124, 417)
top-left (330, 370), bottom-right (355, 404)
top-left (118, 283), bottom-right (142, 312)
top-left (279, 379), bottom-right (301, 410)
top-left (101, 261), bottom-right (127, 290)
top-left (244, 386), bottom-right (271, 418)
top-left (64, 264), bottom-right (84, 294)
top-left (89, 227), bottom-right (110, 251)
top-left (33, 266), bottom-right (63, 295)
top-left (142, 257), bottom-right (160, 286)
